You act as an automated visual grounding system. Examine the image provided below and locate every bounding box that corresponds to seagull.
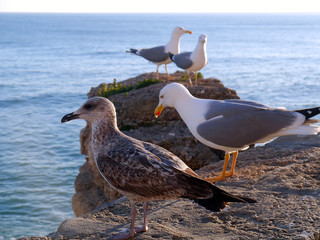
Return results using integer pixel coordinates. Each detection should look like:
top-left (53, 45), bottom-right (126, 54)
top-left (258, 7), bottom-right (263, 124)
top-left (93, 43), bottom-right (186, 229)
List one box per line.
top-left (169, 34), bottom-right (208, 86)
top-left (154, 83), bottom-right (320, 183)
top-left (126, 26), bottom-right (192, 80)
top-left (61, 96), bottom-right (256, 239)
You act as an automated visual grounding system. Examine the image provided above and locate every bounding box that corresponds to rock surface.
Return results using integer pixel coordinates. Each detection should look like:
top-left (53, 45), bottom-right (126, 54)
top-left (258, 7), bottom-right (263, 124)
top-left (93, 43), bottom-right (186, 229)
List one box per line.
top-left (19, 135), bottom-right (320, 240)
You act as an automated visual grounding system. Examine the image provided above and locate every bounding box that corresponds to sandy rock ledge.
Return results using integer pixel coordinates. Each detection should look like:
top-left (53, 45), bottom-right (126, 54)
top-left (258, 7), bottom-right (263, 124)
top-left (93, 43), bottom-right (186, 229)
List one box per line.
top-left (18, 135), bottom-right (320, 239)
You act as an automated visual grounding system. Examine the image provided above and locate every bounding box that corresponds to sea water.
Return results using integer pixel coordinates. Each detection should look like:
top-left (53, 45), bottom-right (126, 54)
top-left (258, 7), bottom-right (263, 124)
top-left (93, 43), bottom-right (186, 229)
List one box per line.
top-left (0, 13), bottom-right (319, 239)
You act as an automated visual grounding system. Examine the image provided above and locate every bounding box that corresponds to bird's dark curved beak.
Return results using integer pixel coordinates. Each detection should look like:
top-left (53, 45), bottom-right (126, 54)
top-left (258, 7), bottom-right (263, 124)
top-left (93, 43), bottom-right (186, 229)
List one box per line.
top-left (61, 112), bottom-right (80, 123)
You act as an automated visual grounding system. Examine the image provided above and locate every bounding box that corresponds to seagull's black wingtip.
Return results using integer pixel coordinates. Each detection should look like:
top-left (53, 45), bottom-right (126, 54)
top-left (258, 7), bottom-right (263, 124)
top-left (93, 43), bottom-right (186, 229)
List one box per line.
top-left (295, 107), bottom-right (320, 119)
top-left (168, 52), bottom-right (174, 61)
top-left (126, 48), bottom-right (138, 54)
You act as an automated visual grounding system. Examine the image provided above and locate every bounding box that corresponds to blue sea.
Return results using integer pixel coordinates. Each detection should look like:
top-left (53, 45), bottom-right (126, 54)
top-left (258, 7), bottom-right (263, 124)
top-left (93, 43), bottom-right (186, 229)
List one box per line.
top-left (0, 13), bottom-right (319, 239)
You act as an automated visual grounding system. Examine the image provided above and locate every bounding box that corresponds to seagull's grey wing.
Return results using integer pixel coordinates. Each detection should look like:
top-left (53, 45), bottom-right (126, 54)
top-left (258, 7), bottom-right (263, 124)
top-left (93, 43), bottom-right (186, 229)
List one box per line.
top-left (142, 141), bottom-right (199, 178)
top-left (96, 140), bottom-right (211, 200)
top-left (138, 46), bottom-right (169, 63)
top-left (172, 52), bottom-right (193, 69)
top-left (203, 100), bottom-right (269, 120)
top-left (197, 103), bottom-right (298, 148)
top-left (224, 99), bottom-right (271, 108)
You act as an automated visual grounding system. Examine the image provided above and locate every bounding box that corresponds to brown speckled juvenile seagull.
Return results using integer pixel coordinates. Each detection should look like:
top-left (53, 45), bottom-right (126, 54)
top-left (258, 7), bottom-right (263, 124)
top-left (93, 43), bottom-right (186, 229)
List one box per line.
top-left (61, 97), bottom-right (256, 240)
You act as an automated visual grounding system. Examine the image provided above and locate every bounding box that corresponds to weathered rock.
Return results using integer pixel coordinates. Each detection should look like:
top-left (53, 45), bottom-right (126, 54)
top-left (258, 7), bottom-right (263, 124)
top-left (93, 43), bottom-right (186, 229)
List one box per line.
top-left (52, 217), bottom-right (107, 239)
top-left (44, 135), bottom-right (320, 240)
top-left (73, 72), bottom-right (238, 216)
top-left (88, 72), bottom-right (238, 130)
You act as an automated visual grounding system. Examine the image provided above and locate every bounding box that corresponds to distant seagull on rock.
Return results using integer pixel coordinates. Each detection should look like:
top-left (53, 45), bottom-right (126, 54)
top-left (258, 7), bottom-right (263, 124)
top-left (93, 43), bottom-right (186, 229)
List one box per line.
top-left (169, 34), bottom-right (208, 86)
top-left (127, 26), bottom-right (192, 80)
top-left (155, 83), bottom-right (320, 183)
top-left (62, 96), bottom-right (256, 239)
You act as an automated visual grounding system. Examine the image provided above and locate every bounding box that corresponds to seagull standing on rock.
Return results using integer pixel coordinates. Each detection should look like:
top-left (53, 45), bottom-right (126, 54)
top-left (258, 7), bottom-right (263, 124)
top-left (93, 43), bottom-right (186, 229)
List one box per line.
top-left (61, 96), bottom-right (256, 240)
top-left (155, 83), bottom-right (320, 183)
top-left (169, 34), bottom-right (208, 86)
top-left (126, 26), bottom-right (192, 80)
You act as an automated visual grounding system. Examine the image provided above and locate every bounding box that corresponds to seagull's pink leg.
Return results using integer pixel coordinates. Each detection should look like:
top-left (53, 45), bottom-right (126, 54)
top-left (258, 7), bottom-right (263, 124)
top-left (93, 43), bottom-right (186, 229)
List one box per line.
top-left (111, 202), bottom-right (148, 239)
top-left (111, 202), bottom-right (137, 240)
top-left (134, 202), bottom-right (149, 233)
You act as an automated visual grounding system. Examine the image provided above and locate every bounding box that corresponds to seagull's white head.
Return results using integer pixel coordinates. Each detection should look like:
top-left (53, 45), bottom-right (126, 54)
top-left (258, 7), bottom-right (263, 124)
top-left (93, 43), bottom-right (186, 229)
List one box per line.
top-left (198, 34), bottom-right (207, 44)
top-left (172, 26), bottom-right (192, 37)
top-left (154, 83), bottom-right (191, 117)
top-left (61, 97), bottom-right (117, 125)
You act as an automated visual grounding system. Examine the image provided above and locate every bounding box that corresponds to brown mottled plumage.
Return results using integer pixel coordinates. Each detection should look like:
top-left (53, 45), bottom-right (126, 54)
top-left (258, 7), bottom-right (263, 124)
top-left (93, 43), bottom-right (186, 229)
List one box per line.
top-left (61, 97), bottom-right (256, 240)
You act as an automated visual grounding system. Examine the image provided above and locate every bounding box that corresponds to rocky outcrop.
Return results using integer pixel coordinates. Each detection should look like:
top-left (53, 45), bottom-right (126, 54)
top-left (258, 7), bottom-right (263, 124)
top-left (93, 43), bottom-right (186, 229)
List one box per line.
top-left (18, 72), bottom-right (320, 240)
top-left (72, 71), bottom-right (239, 216)
top-left (19, 135), bottom-right (320, 240)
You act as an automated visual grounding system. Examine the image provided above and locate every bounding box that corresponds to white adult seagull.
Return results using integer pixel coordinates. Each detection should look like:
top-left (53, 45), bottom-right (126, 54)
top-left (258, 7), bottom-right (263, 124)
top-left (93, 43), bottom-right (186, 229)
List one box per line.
top-left (169, 34), bottom-right (208, 86)
top-left (127, 26), bottom-right (192, 80)
top-left (155, 83), bottom-right (320, 183)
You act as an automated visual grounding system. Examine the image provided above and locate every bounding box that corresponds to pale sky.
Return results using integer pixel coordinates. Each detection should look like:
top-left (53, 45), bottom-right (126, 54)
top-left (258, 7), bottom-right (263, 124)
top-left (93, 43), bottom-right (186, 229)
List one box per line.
top-left (1, 0), bottom-right (320, 13)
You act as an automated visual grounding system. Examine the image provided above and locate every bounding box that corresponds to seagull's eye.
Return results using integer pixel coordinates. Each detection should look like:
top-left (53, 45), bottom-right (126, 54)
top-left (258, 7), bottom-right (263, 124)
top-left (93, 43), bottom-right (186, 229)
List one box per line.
top-left (160, 95), bottom-right (164, 99)
top-left (84, 103), bottom-right (92, 110)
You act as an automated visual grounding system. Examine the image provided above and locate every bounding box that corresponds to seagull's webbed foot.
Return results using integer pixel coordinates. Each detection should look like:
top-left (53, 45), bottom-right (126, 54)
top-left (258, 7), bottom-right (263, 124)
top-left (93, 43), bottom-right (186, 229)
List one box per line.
top-left (204, 152), bottom-right (238, 183)
top-left (111, 232), bottom-right (135, 240)
top-left (111, 202), bottom-right (149, 239)
top-left (205, 173), bottom-right (227, 183)
top-left (111, 226), bottom-right (148, 240)
top-left (134, 225), bottom-right (149, 233)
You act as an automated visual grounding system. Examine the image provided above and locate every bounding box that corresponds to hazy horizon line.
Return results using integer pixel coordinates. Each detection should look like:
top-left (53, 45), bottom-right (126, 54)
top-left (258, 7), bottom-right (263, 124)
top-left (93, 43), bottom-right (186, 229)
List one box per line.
top-left (1, 11), bottom-right (320, 14)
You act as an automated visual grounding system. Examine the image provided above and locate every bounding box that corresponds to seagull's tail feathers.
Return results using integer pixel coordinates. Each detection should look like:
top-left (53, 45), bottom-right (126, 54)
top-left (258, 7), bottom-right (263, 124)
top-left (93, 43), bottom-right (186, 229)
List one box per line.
top-left (279, 107), bottom-right (320, 136)
top-left (295, 107), bottom-right (320, 120)
top-left (192, 184), bottom-right (256, 212)
top-left (126, 48), bottom-right (139, 55)
top-left (281, 124), bottom-right (320, 136)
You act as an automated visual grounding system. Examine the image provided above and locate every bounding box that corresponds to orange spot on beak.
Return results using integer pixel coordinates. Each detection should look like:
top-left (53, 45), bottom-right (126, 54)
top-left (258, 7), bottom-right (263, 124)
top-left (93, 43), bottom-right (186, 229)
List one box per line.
top-left (154, 104), bottom-right (164, 118)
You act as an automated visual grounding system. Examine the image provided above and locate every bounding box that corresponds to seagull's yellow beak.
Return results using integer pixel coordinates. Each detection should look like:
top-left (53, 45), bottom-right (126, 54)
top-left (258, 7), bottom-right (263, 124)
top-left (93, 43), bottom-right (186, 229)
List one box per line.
top-left (185, 30), bottom-right (192, 34)
top-left (154, 104), bottom-right (164, 118)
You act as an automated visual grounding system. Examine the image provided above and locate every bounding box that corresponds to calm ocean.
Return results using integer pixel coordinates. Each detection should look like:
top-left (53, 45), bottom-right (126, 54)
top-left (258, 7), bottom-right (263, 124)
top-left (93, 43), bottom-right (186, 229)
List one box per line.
top-left (0, 13), bottom-right (319, 239)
